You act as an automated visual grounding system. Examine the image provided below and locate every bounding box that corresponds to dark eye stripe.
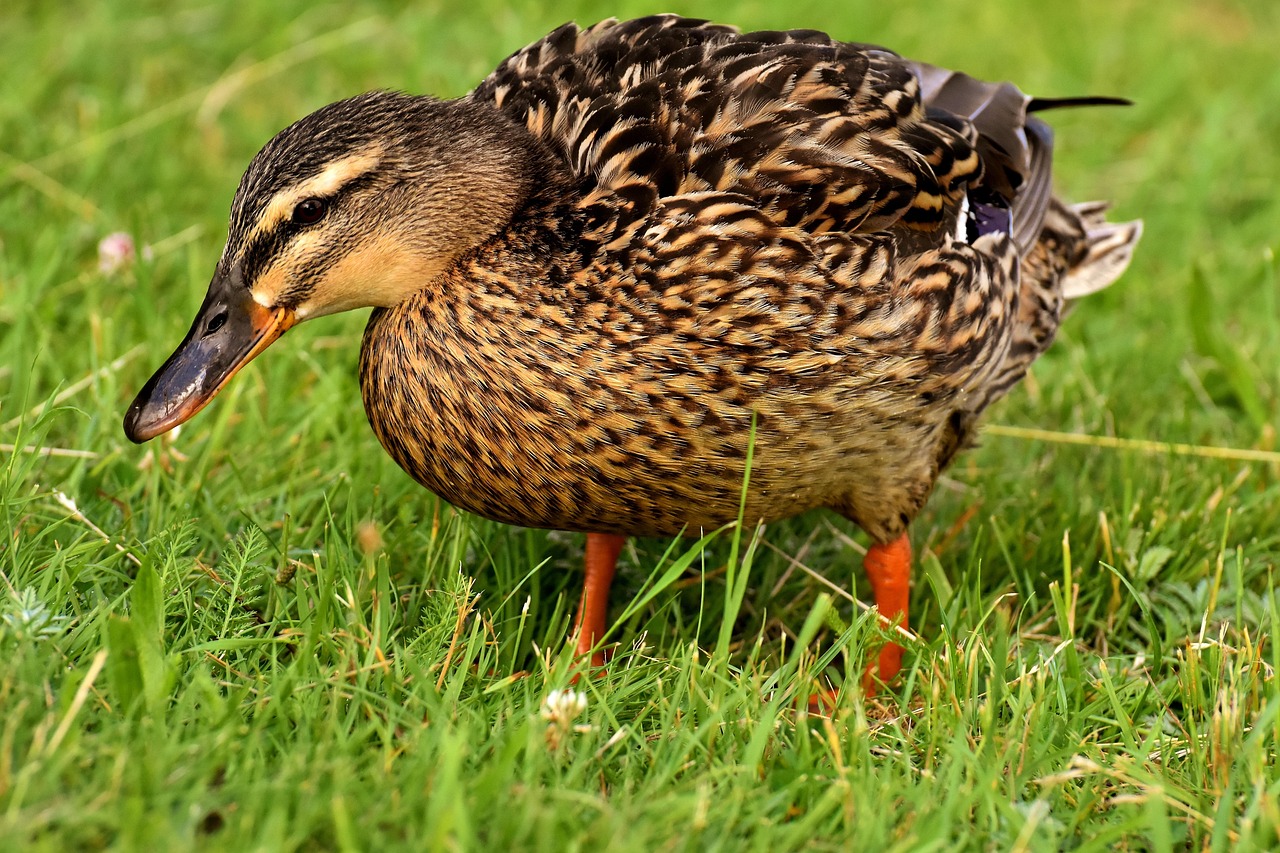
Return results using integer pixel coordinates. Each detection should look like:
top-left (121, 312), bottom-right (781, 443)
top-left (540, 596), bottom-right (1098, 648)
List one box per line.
top-left (237, 171), bottom-right (381, 288)
top-left (239, 227), bottom-right (290, 289)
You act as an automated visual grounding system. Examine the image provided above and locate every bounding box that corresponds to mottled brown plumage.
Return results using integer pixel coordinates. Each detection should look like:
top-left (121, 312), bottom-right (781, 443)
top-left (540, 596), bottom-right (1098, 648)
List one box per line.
top-left (359, 16), bottom-right (1139, 542)
top-left (125, 15), bottom-right (1142, 681)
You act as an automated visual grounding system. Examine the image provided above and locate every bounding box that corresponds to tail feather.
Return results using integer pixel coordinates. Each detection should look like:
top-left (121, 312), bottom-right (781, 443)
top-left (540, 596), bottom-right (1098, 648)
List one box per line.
top-left (1028, 95), bottom-right (1132, 112)
top-left (1062, 207), bottom-right (1143, 299)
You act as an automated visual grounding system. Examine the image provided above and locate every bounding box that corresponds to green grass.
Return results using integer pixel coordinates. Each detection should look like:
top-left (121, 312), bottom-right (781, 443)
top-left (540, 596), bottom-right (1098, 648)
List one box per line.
top-left (2, 0), bottom-right (1279, 849)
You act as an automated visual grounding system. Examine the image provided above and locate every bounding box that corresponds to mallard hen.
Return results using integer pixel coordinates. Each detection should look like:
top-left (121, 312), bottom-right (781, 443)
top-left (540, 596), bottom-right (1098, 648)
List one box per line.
top-left (124, 15), bottom-right (1141, 685)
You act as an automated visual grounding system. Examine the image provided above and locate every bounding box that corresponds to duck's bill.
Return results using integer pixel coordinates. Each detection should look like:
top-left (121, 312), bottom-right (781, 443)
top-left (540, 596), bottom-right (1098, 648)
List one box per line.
top-left (123, 275), bottom-right (295, 443)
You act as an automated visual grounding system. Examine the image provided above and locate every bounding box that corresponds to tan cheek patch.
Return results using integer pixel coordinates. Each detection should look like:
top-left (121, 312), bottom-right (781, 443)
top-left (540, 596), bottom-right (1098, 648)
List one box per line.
top-left (294, 236), bottom-right (444, 318)
top-left (250, 267), bottom-right (287, 308)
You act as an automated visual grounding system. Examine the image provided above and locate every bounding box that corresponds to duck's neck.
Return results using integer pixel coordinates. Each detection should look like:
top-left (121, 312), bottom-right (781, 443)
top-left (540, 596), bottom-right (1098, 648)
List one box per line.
top-left (400, 97), bottom-right (573, 267)
top-left (416, 97), bottom-right (585, 301)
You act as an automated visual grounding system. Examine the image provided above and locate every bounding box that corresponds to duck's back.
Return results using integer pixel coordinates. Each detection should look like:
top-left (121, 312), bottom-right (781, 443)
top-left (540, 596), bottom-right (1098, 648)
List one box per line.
top-left (471, 15), bottom-right (979, 239)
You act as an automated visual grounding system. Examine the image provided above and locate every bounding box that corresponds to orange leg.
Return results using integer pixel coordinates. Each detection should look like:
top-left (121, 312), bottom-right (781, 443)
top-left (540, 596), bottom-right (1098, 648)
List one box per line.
top-left (572, 532), bottom-right (626, 667)
top-left (862, 533), bottom-right (912, 688)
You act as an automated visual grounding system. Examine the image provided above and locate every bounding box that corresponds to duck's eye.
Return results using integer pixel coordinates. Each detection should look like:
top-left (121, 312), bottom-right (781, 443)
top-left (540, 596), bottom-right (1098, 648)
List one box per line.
top-left (291, 198), bottom-right (327, 225)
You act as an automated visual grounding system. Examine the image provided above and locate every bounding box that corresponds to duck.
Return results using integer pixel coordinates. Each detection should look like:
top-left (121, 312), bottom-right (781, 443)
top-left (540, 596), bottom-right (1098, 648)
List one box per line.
top-left (123, 14), bottom-right (1141, 686)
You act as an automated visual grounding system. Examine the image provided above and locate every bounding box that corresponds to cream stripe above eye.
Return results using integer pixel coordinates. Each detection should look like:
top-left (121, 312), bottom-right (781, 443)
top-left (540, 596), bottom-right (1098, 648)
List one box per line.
top-left (246, 148), bottom-right (384, 243)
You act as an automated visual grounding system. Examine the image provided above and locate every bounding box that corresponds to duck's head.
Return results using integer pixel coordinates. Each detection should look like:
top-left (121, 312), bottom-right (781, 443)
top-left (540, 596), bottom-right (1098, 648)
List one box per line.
top-left (124, 91), bottom-right (539, 443)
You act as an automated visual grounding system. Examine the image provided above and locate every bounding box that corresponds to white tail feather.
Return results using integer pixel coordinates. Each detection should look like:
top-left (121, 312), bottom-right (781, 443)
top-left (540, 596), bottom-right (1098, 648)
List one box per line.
top-left (1062, 211), bottom-right (1143, 300)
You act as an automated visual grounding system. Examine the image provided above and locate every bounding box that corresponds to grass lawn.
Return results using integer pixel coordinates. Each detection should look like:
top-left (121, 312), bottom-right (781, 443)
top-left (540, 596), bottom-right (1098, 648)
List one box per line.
top-left (2, 0), bottom-right (1278, 849)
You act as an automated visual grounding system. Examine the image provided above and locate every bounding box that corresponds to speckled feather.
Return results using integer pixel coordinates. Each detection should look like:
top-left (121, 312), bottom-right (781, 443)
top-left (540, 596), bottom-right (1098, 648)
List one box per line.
top-left (355, 15), bottom-right (1140, 542)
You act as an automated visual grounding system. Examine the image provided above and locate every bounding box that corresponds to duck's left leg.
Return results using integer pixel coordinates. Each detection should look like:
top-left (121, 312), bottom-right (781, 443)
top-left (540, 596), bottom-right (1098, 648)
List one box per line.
top-left (862, 533), bottom-right (912, 686)
top-left (573, 532), bottom-right (626, 666)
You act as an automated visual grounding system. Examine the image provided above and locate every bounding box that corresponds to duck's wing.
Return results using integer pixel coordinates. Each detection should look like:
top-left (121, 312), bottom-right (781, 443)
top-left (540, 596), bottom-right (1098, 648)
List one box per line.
top-left (908, 63), bottom-right (1131, 254)
top-left (472, 15), bottom-right (1063, 391)
top-left (908, 62), bottom-right (1051, 252)
top-left (470, 15), bottom-right (983, 242)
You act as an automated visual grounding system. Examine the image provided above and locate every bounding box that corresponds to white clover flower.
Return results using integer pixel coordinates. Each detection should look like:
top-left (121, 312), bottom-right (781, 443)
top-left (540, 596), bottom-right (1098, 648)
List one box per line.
top-left (540, 688), bottom-right (588, 724)
top-left (98, 232), bottom-right (137, 274)
top-left (540, 688), bottom-right (593, 750)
